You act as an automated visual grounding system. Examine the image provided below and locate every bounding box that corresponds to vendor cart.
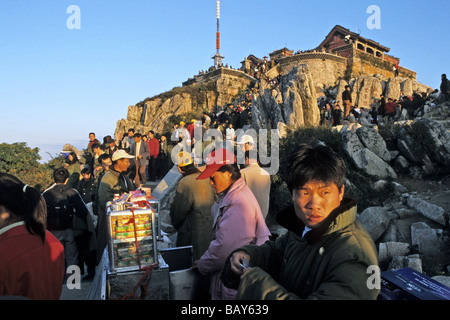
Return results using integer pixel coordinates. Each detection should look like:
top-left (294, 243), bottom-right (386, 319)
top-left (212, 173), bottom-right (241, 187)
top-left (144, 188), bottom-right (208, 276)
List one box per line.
top-left (106, 206), bottom-right (158, 274)
top-left (86, 193), bottom-right (203, 300)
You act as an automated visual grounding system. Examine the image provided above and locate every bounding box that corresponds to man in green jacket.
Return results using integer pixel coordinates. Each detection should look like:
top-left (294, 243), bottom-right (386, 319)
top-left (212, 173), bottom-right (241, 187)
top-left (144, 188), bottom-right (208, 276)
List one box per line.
top-left (96, 149), bottom-right (135, 264)
top-left (170, 151), bottom-right (215, 261)
top-left (225, 143), bottom-right (380, 300)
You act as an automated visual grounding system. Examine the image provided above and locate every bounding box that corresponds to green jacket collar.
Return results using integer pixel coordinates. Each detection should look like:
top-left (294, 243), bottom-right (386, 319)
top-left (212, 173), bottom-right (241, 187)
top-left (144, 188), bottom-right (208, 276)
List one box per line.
top-left (276, 198), bottom-right (357, 245)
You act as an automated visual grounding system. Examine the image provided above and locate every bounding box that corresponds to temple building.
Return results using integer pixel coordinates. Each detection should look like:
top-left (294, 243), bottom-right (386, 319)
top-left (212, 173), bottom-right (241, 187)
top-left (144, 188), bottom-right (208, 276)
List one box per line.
top-left (315, 25), bottom-right (410, 78)
top-left (317, 25), bottom-right (392, 61)
top-left (184, 25), bottom-right (416, 88)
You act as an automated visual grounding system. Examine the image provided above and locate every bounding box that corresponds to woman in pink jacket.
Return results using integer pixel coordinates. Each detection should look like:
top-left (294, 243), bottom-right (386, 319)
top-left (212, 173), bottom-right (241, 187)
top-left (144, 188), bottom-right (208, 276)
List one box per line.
top-left (193, 148), bottom-right (270, 300)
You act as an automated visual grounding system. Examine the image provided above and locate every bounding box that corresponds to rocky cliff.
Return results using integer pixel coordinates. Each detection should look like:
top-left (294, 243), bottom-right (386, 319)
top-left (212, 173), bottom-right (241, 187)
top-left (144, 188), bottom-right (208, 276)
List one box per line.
top-left (113, 63), bottom-right (327, 140)
top-left (114, 71), bottom-right (253, 141)
top-left (114, 59), bottom-right (434, 144)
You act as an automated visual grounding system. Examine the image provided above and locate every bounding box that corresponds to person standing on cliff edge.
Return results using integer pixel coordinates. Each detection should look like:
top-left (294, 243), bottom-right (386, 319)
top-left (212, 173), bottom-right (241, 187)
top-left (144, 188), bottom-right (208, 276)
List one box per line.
top-left (441, 74), bottom-right (450, 102)
top-left (342, 85), bottom-right (352, 119)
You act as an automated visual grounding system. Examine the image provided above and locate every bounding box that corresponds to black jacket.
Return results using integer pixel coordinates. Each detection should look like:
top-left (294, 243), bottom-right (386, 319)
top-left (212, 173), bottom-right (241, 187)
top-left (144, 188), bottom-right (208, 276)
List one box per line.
top-left (43, 184), bottom-right (89, 222)
top-left (77, 178), bottom-right (97, 204)
top-left (222, 199), bottom-right (380, 300)
top-left (43, 184), bottom-right (96, 249)
top-left (342, 90), bottom-right (352, 102)
top-left (441, 78), bottom-right (449, 94)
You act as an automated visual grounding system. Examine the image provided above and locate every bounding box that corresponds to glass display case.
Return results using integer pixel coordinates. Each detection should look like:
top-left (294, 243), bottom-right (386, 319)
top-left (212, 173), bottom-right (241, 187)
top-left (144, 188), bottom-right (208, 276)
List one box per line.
top-left (106, 205), bottom-right (159, 274)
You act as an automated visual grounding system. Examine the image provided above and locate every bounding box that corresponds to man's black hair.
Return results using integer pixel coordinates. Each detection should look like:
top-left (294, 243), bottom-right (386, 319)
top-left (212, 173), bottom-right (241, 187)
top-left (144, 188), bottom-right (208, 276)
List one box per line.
top-left (81, 167), bottom-right (91, 175)
top-left (98, 153), bottom-right (111, 164)
top-left (284, 143), bottom-right (345, 193)
top-left (53, 168), bottom-right (70, 184)
top-left (217, 164), bottom-right (241, 182)
top-left (91, 142), bottom-right (101, 150)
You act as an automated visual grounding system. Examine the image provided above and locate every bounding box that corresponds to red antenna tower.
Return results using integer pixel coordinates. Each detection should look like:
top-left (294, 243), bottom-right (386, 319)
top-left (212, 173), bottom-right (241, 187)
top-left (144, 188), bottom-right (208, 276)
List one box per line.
top-left (212, 0), bottom-right (224, 68)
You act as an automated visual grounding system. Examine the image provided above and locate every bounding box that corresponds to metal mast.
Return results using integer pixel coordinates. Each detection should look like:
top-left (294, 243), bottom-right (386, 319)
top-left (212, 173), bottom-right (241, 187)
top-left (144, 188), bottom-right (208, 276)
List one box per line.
top-left (212, 0), bottom-right (224, 68)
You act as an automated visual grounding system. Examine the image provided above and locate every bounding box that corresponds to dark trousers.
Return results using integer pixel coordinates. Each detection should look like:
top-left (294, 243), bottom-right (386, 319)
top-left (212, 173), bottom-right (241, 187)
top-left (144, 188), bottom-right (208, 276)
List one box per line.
top-left (157, 154), bottom-right (169, 179)
top-left (148, 156), bottom-right (157, 181)
top-left (75, 233), bottom-right (96, 276)
top-left (134, 160), bottom-right (146, 187)
top-left (51, 229), bottom-right (78, 269)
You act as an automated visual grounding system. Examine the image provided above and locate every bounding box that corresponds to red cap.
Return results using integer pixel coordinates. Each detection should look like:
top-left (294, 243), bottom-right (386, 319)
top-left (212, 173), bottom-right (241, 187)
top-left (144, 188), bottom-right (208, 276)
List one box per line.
top-left (197, 148), bottom-right (236, 180)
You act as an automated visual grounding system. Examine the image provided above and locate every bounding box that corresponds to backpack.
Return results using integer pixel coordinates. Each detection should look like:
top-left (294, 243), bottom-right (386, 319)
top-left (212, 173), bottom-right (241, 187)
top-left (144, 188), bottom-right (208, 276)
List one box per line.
top-left (47, 197), bottom-right (74, 230)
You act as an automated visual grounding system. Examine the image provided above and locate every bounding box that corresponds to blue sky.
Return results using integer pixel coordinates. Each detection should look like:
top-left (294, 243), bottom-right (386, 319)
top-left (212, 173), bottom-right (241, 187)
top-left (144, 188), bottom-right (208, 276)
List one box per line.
top-left (0, 0), bottom-right (448, 163)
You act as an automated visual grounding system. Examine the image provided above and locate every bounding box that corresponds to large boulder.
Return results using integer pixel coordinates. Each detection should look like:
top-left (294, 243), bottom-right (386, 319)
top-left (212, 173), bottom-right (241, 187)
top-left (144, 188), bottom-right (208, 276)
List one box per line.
top-left (414, 117), bottom-right (450, 166)
top-left (410, 222), bottom-right (446, 255)
top-left (280, 64), bottom-right (320, 128)
top-left (400, 78), bottom-right (414, 97)
top-left (396, 137), bottom-right (420, 164)
top-left (378, 242), bottom-right (411, 264)
top-left (358, 206), bottom-right (395, 241)
top-left (354, 76), bottom-right (383, 109)
top-left (384, 77), bottom-right (402, 100)
top-left (342, 130), bottom-right (397, 179)
top-left (251, 64), bottom-right (320, 130)
top-left (355, 126), bottom-right (391, 162)
top-left (251, 87), bottom-right (285, 130)
top-left (406, 195), bottom-right (447, 226)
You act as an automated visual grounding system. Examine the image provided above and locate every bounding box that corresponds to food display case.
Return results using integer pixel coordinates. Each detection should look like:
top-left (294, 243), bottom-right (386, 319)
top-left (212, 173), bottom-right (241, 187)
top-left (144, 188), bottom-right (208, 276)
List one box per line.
top-left (106, 192), bottom-right (160, 274)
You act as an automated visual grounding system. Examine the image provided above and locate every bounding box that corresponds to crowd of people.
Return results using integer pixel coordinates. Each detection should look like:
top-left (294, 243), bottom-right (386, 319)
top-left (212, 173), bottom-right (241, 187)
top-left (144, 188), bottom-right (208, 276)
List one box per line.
top-left (1, 123), bottom-right (383, 300)
top-left (3, 70), bottom-right (448, 300)
top-left (318, 75), bottom-right (449, 128)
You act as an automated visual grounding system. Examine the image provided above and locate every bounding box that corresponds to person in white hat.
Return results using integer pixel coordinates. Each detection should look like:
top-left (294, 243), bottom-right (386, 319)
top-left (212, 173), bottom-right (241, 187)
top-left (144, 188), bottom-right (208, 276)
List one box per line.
top-left (95, 149), bottom-right (136, 264)
top-left (236, 134), bottom-right (254, 152)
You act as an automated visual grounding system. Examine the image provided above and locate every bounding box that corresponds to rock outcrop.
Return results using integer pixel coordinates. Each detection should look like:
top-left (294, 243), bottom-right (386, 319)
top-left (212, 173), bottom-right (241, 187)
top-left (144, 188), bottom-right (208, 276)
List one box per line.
top-left (251, 65), bottom-right (320, 130)
top-left (114, 75), bottom-right (252, 141)
top-left (341, 127), bottom-right (397, 180)
top-left (358, 191), bottom-right (449, 275)
top-left (330, 74), bottom-right (433, 109)
top-left (331, 108), bottom-right (450, 182)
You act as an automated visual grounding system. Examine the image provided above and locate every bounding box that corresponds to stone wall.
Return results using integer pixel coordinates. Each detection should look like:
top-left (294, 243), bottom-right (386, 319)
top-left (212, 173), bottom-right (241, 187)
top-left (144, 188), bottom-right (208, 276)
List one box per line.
top-left (279, 52), bottom-right (348, 89)
top-left (352, 50), bottom-right (417, 80)
top-left (275, 49), bottom-right (417, 94)
top-left (183, 67), bottom-right (255, 87)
